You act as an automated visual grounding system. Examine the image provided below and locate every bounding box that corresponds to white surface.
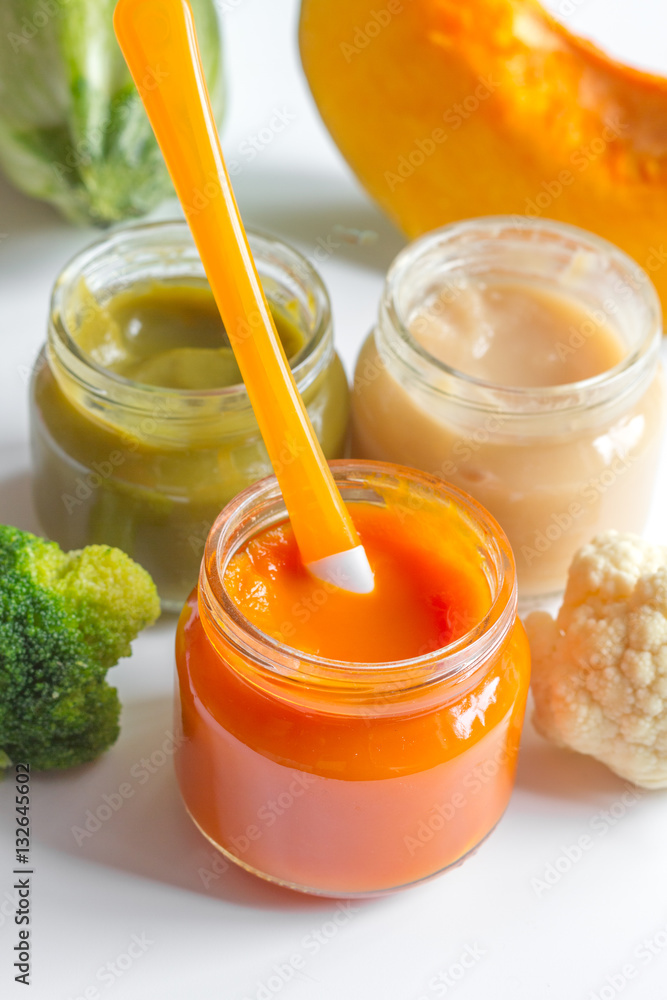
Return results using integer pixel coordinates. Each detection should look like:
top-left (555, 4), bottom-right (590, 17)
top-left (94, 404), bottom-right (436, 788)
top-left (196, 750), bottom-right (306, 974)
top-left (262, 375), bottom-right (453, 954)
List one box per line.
top-left (2, 2), bottom-right (667, 998)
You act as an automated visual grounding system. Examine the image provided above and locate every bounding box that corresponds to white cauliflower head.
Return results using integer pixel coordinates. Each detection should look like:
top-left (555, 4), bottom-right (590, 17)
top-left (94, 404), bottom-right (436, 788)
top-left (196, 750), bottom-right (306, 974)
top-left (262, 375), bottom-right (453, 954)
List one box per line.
top-left (527, 531), bottom-right (667, 789)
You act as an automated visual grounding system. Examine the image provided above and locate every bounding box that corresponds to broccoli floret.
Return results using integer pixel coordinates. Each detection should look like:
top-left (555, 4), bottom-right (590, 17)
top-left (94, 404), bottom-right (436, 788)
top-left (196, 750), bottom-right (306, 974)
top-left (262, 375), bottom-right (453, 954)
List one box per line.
top-left (0, 526), bottom-right (160, 770)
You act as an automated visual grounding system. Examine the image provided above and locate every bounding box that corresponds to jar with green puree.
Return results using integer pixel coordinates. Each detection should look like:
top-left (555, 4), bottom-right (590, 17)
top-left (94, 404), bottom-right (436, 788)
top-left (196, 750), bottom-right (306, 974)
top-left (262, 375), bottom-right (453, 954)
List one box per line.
top-left (30, 222), bottom-right (350, 611)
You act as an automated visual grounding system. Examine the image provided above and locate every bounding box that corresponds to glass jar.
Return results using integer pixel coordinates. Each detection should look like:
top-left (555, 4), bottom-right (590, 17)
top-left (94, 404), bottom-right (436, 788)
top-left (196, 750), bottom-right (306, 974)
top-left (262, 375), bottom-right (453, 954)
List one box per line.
top-left (174, 460), bottom-right (530, 897)
top-left (30, 221), bottom-right (349, 611)
top-left (351, 217), bottom-right (665, 599)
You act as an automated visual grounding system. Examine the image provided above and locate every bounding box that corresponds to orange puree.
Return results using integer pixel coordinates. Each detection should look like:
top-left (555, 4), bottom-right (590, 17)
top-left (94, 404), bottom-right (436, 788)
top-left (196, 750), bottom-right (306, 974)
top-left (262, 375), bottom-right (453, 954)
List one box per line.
top-left (223, 502), bottom-right (492, 662)
top-left (174, 486), bottom-right (531, 896)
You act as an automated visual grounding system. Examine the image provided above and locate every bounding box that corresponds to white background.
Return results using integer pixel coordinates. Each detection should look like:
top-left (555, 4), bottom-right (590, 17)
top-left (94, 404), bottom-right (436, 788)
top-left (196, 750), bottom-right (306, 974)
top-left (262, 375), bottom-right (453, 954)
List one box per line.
top-left (2, 1), bottom-right (667, 998)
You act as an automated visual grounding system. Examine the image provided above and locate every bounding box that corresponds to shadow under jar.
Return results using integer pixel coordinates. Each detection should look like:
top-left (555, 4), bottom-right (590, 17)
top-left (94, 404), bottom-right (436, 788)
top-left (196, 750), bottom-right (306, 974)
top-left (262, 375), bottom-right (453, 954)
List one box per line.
top-left (174, 461), bottom-right (531, 897)
top-left (351, 217), bottom-right (665, 599)
top-left (30, 221), bottom-right (349, 611)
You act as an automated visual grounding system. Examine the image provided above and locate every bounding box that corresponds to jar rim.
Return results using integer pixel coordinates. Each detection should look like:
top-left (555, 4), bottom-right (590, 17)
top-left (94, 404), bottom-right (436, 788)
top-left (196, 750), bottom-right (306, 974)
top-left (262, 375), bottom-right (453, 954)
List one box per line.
top-left (380, 215), bottom-right (662, 414)
top-left (198, 460), bottom-right (517, 696)
top-left (48, 219), bottom-right (333, 404)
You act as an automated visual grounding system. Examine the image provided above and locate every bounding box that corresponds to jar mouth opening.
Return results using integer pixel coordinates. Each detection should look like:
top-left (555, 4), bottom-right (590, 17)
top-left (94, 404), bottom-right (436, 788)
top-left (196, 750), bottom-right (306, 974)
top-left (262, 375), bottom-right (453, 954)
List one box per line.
top-left (200, 460), bottom-right (517, 690)
top-left (49, 220), bottom-right (332, 401)
top-left (382, 216), bottom-right (661, 410)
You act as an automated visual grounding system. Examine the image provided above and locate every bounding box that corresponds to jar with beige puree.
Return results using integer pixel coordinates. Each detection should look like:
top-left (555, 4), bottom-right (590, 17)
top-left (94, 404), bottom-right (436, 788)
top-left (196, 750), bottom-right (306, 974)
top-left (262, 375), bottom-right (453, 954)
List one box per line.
top-left (352, 218), bottom-right (665, 597)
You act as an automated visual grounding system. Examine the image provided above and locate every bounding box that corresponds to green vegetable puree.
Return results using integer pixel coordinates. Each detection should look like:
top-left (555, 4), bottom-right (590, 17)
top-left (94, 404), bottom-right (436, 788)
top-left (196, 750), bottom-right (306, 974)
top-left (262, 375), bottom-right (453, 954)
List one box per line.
top-left (31, 278), bottom-right (349, 610)
top-left (76, 280), bottom-right (305, 388)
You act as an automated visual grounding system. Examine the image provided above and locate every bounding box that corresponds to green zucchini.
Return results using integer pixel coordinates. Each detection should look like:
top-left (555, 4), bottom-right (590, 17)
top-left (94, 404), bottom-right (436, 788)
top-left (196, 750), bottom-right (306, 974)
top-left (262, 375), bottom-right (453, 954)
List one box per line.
top-left (0, 0), bottom-right (224, 226)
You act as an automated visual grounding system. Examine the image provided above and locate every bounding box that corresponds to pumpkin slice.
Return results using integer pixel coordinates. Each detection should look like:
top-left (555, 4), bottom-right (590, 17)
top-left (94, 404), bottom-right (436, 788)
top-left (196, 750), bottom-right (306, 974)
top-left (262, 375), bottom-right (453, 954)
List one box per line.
top-left (300, 0), bottom-right (667, 309)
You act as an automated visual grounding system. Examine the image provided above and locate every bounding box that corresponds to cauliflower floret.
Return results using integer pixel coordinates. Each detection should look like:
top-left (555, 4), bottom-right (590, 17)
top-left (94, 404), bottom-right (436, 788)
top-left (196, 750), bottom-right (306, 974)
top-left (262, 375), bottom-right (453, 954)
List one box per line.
top-left (527, 531), bottom-right (667, 789)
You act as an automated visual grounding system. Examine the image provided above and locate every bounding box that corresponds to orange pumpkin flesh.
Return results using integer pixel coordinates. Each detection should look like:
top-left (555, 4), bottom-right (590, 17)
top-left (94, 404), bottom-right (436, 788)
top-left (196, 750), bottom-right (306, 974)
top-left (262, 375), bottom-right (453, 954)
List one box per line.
top-left (299, 0), bottom-right (667, 307)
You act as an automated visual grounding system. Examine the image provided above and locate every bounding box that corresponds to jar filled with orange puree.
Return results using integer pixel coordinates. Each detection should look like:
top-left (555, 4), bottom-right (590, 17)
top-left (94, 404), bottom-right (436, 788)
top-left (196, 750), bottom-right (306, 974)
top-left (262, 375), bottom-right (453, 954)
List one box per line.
top-left (175, 460), bottom-right (530, 896)
top-left (352, 218), bottom-right (665, 598)
top-left (30, 222), bottom-right (349, 611)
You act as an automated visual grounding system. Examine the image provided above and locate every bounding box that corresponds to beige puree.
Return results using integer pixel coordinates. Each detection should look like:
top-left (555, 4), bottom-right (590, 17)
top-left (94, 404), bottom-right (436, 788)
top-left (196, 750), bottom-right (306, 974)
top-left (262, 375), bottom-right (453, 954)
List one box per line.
top-left (352, 277), bottom-right (664, 597)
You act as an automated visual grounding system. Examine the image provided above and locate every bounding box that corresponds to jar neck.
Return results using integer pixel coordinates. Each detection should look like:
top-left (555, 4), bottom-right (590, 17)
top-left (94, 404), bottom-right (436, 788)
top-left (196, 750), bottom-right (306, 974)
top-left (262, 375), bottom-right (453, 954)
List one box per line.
top-left (197, 460), bottom-right (518, 717)
top-left (376, 217), bottom-right (662, 424)
top-left (47, 221), bottom-right (334, 435)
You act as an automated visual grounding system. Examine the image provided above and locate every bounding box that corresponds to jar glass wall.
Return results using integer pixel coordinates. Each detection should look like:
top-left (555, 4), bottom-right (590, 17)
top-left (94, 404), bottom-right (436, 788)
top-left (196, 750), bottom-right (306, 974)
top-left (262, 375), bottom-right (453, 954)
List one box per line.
top-left (30, 221), bottom-right (349, 611)
top-left (174, 460), bottom-right (531, 897)
top-left (351, 217), bottom-right (665, 598)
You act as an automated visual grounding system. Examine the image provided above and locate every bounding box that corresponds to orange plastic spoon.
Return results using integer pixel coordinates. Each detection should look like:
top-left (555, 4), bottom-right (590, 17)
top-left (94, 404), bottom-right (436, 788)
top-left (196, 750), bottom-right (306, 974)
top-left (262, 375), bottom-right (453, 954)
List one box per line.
top-left (114, 0), bottom-right (373, 593)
